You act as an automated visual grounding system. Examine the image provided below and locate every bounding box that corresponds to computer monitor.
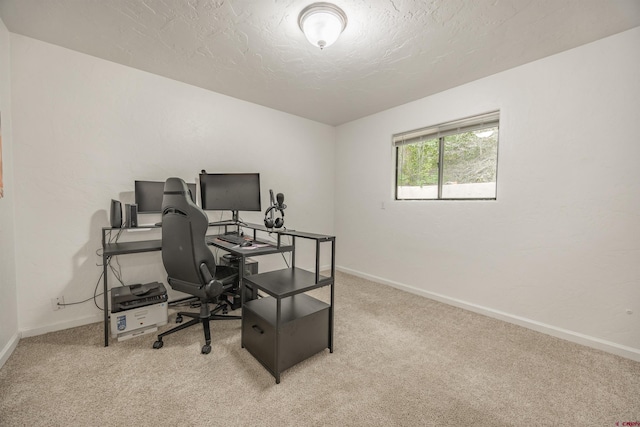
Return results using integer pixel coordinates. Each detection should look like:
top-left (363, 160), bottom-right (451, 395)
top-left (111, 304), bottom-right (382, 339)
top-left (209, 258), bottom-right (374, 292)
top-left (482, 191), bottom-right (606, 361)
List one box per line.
top-left (199, 173), bottom-right (261, 222)
top-left (135, 180), bottom-right (196, 213)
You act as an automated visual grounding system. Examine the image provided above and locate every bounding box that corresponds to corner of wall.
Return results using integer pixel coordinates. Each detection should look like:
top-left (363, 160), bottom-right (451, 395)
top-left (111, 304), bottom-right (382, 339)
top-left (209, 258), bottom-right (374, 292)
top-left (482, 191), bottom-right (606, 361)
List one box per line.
top-left (0, 15), bottom-right (20, 368)
top-left (0, 331), bottom-right (19, 370)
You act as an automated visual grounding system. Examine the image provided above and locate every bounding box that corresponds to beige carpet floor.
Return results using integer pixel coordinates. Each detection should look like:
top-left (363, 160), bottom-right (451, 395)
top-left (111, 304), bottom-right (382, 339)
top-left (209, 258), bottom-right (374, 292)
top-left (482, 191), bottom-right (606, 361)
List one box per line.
top-left (1, 271), bottom-right (639, 426)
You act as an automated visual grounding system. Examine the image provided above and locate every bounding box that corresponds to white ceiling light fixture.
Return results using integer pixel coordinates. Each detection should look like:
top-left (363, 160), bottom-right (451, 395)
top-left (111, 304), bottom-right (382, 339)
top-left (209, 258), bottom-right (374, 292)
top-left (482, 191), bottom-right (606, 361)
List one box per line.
top-left (298, 2), bottom-right (348, 50)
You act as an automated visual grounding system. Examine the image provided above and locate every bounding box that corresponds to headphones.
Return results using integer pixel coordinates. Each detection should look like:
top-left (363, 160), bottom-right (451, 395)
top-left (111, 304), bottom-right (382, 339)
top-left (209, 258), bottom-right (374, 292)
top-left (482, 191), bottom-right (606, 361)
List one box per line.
top-left (264, 189), bottom-right (286, 229)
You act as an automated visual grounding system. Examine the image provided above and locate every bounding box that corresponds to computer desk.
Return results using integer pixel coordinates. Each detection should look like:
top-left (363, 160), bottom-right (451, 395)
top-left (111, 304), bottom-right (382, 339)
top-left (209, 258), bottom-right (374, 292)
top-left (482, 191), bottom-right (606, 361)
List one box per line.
top-left (100, 223), bottom-right (335, 361)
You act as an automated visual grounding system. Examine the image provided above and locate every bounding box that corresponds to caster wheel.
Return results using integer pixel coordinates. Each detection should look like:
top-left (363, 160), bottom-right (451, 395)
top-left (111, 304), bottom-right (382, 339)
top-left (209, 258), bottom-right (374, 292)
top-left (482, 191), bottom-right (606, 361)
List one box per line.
top-left (175, 315), bottom-right (183, 324)
top-left (201, 345), bottom-right (211, 354)
top-left (153, 340), bottom-right (163, 349)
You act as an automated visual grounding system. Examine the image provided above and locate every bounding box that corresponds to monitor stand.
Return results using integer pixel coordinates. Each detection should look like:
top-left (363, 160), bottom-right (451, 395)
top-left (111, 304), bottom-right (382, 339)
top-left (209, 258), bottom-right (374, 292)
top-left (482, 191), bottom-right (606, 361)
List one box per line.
top-left (208, 211), bottom-right (244, 228)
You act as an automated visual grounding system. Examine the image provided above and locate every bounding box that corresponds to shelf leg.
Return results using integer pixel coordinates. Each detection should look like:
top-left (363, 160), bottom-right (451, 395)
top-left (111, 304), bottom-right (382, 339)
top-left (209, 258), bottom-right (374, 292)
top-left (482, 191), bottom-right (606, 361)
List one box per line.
top-left (103, 254), bottom-right (109, 347)
top-left (239, 257), bottom-right (245, 348)
top-left (275, 297), bottom-right (281, 383)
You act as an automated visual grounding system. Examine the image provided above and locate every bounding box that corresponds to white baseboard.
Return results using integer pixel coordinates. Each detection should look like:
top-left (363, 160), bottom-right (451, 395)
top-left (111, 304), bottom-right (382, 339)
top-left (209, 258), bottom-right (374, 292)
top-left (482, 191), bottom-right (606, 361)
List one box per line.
top-left (0, 332), bottom-right (20, 369)
top-left (20, 314), bottom-right (103, 339)
top-left (337, 266), bottom-right (640, 362)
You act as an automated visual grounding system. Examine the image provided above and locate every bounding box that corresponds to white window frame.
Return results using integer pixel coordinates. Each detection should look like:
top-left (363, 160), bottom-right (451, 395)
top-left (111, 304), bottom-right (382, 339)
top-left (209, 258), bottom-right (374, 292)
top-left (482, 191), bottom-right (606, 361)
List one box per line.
top-left (393, 111), bottom-right (500, 201)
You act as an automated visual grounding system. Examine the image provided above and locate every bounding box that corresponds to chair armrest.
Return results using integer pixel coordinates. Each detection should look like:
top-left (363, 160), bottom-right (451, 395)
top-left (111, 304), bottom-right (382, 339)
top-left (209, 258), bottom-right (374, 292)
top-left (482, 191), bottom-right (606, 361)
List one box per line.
top-left (199, 263), bottom-right (239, 298)
top-left (200, 262), bottom-right (214, 283)
top-left (200, 262), bottom-right (224, 299)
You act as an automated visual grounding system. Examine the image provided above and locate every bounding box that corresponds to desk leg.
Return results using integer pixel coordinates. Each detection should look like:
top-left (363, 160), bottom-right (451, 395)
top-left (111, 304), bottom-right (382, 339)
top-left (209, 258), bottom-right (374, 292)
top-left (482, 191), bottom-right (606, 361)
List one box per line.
top-left (103, 254), bottom-right (109, 347)
top-left (329, 281), bottom-right (334, 353)
top-left (239, 257), bottom-right (245, 348)
top-left (275, 297), bottom-right (281, 384)
top-left (330, 238), bottom-right (335, 352)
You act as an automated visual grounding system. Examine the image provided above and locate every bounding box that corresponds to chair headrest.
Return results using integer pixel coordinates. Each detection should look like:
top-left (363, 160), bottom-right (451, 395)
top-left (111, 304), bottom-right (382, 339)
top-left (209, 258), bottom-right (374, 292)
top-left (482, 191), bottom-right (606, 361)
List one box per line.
top-left (163, 177), bottom-right (190, 196)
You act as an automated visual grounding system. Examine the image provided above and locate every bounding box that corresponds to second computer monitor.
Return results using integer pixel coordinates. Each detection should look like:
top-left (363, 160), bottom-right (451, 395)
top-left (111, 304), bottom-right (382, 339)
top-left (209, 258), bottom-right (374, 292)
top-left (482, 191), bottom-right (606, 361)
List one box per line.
top-left (199, 173), bottom-right (261, 216)
top-left (135, 180), bottom-right (196, 213)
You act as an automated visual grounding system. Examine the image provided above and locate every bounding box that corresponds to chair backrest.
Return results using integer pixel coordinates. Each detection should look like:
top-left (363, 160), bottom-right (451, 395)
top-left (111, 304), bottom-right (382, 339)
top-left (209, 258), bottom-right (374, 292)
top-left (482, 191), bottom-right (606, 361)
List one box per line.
top-left (161, 177), bottom-right (216, 291)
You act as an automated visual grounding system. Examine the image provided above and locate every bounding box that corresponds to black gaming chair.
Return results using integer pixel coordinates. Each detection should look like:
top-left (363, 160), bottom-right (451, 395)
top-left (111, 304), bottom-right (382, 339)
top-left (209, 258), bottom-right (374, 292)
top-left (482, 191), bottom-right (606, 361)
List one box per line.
top-left (153, 177), bottom-right (240, 354)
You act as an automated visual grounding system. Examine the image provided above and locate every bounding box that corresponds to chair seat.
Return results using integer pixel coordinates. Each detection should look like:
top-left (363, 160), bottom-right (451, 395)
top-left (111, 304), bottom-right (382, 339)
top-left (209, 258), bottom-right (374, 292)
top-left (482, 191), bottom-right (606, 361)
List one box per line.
top-left (215, 265), bottom-right (239, 284)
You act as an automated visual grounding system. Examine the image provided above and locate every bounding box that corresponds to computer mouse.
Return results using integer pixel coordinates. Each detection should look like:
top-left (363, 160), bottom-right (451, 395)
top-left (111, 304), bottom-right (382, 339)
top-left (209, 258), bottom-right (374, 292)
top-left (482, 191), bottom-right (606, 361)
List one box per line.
top-left (240, 240), bottom-right (252, 247)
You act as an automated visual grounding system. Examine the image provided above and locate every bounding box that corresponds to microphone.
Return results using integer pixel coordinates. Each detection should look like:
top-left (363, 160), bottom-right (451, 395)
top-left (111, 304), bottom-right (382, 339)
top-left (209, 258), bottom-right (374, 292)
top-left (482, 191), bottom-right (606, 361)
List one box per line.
top-left (276, 193), bottom-right (286, 210)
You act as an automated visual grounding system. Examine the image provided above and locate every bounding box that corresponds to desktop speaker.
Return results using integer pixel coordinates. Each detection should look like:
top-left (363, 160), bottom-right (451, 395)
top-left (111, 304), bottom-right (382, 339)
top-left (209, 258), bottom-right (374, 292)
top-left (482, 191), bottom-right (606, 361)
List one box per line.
top-left (110, 200), bottom-right (122, 228)
top-left (125, 203), bottom-right (138, 228)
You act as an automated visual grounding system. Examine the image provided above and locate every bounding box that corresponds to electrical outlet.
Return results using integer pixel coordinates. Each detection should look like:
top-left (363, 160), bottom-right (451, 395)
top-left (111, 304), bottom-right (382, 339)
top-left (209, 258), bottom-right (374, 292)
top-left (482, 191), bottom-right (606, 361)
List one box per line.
top-left (51, 296), bottom-right (65, 311)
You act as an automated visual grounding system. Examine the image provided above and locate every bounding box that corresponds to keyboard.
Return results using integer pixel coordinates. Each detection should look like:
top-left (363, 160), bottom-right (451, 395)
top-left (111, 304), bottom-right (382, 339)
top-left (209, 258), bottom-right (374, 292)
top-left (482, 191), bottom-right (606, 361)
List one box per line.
top-left (216, 235), bottom-right (246, 245)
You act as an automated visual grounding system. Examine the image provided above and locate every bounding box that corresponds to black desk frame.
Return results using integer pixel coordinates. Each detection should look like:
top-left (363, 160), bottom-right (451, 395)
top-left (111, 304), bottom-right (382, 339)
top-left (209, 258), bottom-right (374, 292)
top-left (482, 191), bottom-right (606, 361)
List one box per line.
top-left (100, 223), bottom-right (332, 353)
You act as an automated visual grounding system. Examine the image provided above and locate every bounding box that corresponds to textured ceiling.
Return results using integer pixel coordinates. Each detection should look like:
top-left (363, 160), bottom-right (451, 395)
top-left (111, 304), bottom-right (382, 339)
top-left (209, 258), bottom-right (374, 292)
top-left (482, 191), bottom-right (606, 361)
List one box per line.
top-left (1, 0), bottom-right (639, 126)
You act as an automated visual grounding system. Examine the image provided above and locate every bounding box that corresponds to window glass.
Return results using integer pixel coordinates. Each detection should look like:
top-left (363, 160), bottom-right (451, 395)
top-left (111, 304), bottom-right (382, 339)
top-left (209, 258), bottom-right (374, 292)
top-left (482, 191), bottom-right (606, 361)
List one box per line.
top-left (396, 138), bottom-right (439, 199)
top-left (441, 127), bottom-right (498, 199)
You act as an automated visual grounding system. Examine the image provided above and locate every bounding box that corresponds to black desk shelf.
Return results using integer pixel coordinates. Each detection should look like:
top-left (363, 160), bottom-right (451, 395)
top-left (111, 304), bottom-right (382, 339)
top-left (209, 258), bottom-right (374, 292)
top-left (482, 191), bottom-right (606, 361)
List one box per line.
top-left (103, 239), bottom-right (162, 256)
top-left (244, 267), bottom-right (330, 298)
top-left (241, 234), bottom-right (335, 384)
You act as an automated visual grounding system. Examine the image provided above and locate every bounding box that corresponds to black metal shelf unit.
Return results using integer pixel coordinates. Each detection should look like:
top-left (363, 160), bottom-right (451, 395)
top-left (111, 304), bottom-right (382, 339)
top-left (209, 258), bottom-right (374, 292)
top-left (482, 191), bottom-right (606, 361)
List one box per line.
top-left (241, 232), bottom-right (335, 384)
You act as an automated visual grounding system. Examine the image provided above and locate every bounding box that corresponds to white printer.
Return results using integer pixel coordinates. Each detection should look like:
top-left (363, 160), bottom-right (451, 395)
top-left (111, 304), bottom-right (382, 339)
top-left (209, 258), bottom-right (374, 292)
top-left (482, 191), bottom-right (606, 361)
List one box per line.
top-left (110, 282), bottom-right (168, 341)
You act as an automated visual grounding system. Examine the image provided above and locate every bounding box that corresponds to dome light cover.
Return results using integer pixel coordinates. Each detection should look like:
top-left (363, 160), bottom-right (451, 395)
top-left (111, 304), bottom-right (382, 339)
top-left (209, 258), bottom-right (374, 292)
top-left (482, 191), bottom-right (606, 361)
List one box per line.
top-left (298, 3), bottom-right (348, 50)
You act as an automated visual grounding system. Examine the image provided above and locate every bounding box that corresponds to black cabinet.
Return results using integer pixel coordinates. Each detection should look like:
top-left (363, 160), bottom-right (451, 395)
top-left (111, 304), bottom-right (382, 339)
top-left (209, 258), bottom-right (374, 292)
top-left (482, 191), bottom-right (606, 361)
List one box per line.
top-left (243, 293), bottom-right (329, 375)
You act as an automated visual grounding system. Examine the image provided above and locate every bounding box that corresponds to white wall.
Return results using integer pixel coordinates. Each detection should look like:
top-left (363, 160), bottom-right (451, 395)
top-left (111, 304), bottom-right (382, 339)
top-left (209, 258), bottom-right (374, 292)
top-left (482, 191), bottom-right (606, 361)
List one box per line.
top-left (10, 34), bottom-right (335, 336)
top-left (0, 16), bottom-right (18, 368)
top-left (335, 27), bottom-right (640, 360)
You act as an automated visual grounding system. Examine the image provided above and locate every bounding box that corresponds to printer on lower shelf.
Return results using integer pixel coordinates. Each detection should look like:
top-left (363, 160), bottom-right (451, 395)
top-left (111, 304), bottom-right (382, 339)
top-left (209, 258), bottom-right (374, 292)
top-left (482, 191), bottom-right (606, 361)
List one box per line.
top-left (110, 282), bottom-right (168, 341)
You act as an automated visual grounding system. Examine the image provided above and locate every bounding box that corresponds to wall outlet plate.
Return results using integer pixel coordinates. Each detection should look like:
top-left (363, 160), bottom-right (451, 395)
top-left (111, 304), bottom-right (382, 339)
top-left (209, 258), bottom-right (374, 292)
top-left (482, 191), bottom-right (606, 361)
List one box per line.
top-left (51, 296), bottom-right (65, 311)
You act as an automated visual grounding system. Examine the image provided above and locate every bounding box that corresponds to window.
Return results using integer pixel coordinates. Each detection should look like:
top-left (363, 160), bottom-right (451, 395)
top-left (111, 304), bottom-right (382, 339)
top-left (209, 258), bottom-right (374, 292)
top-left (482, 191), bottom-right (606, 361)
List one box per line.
top-left (394, 111), bottom-right (499, 200)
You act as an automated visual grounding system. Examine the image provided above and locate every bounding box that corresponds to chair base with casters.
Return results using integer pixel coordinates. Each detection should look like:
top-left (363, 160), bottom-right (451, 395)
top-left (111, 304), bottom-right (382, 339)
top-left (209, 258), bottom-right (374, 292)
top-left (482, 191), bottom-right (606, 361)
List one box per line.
top-left (153, 296), bottom-right (240, 354)
top-left (152, 262), bottom-right (241, 354)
